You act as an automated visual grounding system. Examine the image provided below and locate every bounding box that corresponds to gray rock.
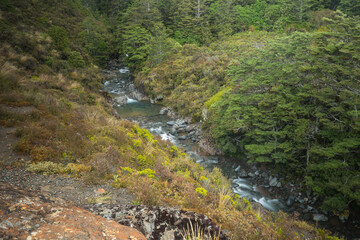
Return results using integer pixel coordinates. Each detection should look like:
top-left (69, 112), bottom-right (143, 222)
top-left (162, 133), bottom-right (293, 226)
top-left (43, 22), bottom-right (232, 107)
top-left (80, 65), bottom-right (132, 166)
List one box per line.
top-left (191, 137), bottom-right (196, 142)
top-left (177, 128), bottom-right (185, 133)
top-left (129, 84), bottom-right (135, 91)
top-left (115, 212), bottom-right (126, 219)
top-left (255, 170), bottom-right (260, 176)
top-left (269, 177), bottom-right (278, 187)
top-left (276, 182), bottom-right (282, 188)
top-left (85, 204), bottom-right (229, 240)
top-left (178, 135), bottom-right (186, 140)
top-left (169, 128), bottom-right (177, 135)
top-left (159, 107), bottom-right (168, 115)
top-left (114, 96), bottom-right (127, 105)
top-left (101, 209), bottom-right (112, 219)
top-left (313, 214), bottom-right (328, 222)
top-left (261, 172), bottom-right (268, 179)
top-left (248, 172), bottom-right (255, 177)
top-left (235, 166), bottom-right (241, 172)
top-left (143, 221), bottom-right (155, 237)
top-left (185, 125), bottom-right (194, 132)
top-left (239, 169), bottom-right (248, 178)
top-left (339, 215), bottom-right (348, 223)
top-left (166, 121), bottom-right (175, 126)
top-left (286, 195), bottom-right (295, 206)
top-left (131, 90), bottom-right (148, 101)
top-left (161, 229), bottom-right (175, 240)
top-left (176, 119), bottom-right (185, 126)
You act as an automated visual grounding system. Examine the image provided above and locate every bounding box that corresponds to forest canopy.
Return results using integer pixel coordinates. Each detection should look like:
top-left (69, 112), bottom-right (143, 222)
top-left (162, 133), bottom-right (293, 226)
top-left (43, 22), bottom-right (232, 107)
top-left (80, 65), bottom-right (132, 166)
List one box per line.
top-left (101, 0), bottom-right (360, 213)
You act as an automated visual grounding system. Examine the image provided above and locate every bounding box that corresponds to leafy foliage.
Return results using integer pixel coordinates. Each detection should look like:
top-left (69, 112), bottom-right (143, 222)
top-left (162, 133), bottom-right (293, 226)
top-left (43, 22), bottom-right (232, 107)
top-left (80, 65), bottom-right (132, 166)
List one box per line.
top-left (208, 13), bottom-right (360, 211)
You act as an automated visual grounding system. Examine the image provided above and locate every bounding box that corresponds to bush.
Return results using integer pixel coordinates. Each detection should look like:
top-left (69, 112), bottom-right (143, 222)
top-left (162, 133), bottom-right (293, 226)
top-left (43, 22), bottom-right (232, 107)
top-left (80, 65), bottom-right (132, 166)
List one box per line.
top-left (0, 62), bottom-right (19, 92)
top-left (68, 51), bottom-right (85, 68)
top-left (47, 26), bottom-right (70, 52)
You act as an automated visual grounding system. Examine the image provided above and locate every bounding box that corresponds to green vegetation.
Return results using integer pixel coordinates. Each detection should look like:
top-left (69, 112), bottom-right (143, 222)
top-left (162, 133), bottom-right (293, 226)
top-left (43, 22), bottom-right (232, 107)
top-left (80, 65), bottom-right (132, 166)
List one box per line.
top-left (1, 0), bottom-right (356, 239)
top-left (208, 15), bottom-right (360, 212)
top-left (127, 0), bottom-right (360, 217)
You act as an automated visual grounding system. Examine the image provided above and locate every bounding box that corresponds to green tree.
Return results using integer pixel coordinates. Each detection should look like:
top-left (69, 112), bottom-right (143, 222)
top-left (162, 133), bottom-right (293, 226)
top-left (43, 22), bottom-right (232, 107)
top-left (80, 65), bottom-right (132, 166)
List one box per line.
top-left (47, 26), bottom-right (70, 52)
top-left (208, 13), bottom-right (360, 212)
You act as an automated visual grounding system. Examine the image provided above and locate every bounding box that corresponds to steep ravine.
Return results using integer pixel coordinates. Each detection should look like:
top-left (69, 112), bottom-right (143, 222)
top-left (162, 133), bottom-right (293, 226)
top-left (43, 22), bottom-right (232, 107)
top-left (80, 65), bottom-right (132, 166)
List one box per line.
top-left (102, 64), bottom-right (359, 239)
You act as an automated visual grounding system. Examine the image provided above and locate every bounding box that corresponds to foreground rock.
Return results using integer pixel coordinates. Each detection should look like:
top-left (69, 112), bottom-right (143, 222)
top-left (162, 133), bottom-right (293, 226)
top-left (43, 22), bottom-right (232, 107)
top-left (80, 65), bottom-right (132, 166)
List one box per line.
top-left (0, 182), bottom-right (146, 240)
top-left (85, 204), bottom-right (230, 240)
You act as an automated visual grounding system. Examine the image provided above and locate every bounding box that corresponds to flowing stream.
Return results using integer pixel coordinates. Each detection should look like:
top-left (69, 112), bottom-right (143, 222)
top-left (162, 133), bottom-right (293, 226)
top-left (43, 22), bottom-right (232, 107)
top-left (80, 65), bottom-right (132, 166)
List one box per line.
top-left (103, 67), bottom-right (285, 212)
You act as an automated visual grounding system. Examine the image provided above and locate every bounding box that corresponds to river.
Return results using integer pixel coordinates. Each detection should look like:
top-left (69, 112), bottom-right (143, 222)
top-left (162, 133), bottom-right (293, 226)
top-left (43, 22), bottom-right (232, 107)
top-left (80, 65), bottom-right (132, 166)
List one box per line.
top-left (103, 66), bottom-right (286, 213)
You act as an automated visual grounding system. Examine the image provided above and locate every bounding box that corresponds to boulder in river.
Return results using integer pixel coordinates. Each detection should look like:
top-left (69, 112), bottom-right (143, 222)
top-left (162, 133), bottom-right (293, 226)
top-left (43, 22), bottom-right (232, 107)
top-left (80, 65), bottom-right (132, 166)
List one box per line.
top-left (248, 172), bottom-right (255, 178)
top-left (269, 177), bottom-right (278, 187)
top-left (177, 127), bottom-right (185, 133)
top-left (159, 107), bottom-right (168, 115)
top-left (313, 214), bottom-right (328, 222)
top-left (114, 96), bottom-right (127, 105)
top-left (178, 135), bottom-right (186, 140)
top-left (185, 125), bottom-right (194, 132)
top-left (286, 195), bottom-right (295, 206)
top-left (169, 128), bottom-right (177, 135)
top-left (131, 90), bottom-right (149, 101)
top-left (239, 169), bottom-right (248, 178)
top-left (166, 121), bottom-right (175, 126)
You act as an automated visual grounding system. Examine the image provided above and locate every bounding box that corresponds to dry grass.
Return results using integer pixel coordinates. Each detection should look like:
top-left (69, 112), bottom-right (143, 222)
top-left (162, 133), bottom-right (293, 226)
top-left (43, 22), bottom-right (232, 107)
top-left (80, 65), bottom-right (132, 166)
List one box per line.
top-left (182, 220), bottom-right (221, 240)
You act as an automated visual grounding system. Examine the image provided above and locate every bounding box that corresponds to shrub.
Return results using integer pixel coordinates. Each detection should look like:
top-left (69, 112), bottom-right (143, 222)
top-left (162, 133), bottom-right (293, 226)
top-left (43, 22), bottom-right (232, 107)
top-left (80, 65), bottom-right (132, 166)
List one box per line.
top-left (0, 62), bottom-right (19, 92)
top-left (68, 51), bottom-right (85, 68)
top-left (137, 168), bottom-right (155, 179)
top-left (27, 161), bottom-right (68, 175)
top-left (47, 26), bottom-right (70, 52)
top-left (195, 187), bottom-right (208, 197)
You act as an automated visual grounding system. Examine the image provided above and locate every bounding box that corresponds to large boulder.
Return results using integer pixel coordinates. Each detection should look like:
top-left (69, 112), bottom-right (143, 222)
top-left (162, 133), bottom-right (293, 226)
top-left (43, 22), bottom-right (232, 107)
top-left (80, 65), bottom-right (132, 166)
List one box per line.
top-left (0, 183), bottom-right (146, 240)
top-left (114, 96), bottom-right (127, 105)
top-left (313, 214), bottom-right (328, 222)
top-left (269, 177), bottom-right (278, 187)
top-left (159, 107), bottom-right (168, 115)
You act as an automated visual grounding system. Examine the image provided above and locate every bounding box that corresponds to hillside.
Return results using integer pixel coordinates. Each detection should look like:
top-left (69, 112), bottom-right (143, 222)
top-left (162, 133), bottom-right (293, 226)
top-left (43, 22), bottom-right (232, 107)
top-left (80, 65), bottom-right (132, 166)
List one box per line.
top-left (0, 0), bottom-right (358, 239)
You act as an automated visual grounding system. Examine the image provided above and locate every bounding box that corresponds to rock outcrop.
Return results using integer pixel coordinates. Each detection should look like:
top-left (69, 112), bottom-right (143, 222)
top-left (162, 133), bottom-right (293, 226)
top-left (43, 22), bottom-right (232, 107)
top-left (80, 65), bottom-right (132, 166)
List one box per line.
top-left (85, 204), bottom-right (230, 240)
top-left (0, 182), bottom-right (146, 240)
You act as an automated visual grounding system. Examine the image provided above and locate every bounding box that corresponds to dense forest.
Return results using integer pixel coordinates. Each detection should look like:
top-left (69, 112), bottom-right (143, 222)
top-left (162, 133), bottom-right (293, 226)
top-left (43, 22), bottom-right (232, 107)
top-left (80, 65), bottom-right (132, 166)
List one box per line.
top-left (101, 0), bottom-right (360, 214)
top-left (0, 0), bottom-right (359, 238)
